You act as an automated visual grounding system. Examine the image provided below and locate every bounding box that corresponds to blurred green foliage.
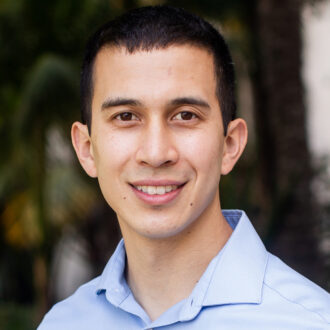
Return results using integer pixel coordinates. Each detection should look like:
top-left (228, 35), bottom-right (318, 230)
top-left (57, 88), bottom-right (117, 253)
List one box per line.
top-left (0, 0), bottom-right (127, 324)
top-left (0, 304), bottom-right (36, 330)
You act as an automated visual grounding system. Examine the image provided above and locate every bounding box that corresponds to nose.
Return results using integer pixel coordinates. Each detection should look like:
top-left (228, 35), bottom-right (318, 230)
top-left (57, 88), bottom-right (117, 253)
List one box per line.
top-left (136, 120), bottom-right (179, 168)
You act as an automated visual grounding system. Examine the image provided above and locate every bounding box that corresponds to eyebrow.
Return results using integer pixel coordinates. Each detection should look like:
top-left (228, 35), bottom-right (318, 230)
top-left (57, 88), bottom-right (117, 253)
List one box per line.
top-left (101, 97), bottom-right (143, 110)
top-left (101, 96), bottom-right (211, 111)
top-left (169, 97), bottom-right (211, 110)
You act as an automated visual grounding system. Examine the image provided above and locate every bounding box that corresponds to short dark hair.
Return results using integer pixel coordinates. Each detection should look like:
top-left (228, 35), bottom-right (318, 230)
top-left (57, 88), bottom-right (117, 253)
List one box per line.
top-left (81, 5), bottom-right (236, 135)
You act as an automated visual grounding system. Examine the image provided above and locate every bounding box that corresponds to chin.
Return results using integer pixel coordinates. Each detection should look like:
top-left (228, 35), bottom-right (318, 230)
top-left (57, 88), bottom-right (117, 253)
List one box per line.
top-left (135, 217), bottom-right (194, 240)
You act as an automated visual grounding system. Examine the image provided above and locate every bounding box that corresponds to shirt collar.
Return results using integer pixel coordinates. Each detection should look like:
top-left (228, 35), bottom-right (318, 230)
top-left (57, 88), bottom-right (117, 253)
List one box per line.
top-left (95, 239), bottom-right (130, 306)
top-left (95, 210), bottom-right (268, 310)
top-left (200, 210), bottom-right (268, 306)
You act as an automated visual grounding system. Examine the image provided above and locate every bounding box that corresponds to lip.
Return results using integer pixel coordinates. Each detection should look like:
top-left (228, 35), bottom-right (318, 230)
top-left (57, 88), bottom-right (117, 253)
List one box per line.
top-left (130, 179), bottom-right (184, 186)
top-left (129, 180), bottom-right (186, 205)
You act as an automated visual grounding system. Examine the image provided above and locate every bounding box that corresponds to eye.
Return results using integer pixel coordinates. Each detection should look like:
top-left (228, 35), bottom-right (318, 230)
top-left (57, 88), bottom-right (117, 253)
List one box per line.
top-left (172, 111), bottom-right (197, 121)
top-left (115, 112), bottom-right (139, 121)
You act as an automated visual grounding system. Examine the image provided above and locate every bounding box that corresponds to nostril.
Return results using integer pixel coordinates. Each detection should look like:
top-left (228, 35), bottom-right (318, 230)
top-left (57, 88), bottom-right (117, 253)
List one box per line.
top-left (164, 160), bottom-right (174, 166)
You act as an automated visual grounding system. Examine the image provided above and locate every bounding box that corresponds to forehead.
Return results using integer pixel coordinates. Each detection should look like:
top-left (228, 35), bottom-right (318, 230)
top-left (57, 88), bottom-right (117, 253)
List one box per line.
top-left (91, 45), bottom-right (218, 109)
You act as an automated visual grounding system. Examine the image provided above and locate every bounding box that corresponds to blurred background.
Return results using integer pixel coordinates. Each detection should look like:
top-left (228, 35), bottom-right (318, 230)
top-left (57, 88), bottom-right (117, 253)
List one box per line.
top-left (0, 0), bottom-right (329, 328)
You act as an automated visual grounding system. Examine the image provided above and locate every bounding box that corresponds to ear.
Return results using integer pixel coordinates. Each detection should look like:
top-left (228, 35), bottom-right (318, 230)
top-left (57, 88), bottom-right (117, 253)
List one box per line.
top-left (71, 122), bottom-right (97, 178)
top-left (221, 118), bottom-right (248, 175)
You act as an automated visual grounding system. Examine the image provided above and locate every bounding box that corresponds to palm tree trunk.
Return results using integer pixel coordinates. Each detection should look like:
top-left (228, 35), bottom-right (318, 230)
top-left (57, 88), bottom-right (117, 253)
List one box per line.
top-left (252, 0), bottom-right (324, 283)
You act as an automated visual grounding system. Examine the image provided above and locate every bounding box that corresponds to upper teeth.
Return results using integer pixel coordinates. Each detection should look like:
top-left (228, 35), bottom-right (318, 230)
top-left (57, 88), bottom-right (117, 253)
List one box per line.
top-left (136, 185), bottom-right (178, 195)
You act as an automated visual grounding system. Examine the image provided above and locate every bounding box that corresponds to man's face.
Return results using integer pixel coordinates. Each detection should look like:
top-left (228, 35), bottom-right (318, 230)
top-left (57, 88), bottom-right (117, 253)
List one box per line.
top-left (88, 45), bottom-right (227, 239)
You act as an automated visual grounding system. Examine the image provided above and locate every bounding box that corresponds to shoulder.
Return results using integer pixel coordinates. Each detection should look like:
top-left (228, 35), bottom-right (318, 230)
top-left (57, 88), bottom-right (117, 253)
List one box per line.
top-left (37, 276), bottom-right (104, 330)
top-left (263, 253), bottom-right (330, 325)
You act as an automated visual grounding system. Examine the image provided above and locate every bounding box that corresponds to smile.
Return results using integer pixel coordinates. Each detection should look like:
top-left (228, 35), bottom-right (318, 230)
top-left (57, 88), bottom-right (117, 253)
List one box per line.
top-left (135, 185), bottom-right (179, 195)
top-left (129, 181), bottom-right (186, 205)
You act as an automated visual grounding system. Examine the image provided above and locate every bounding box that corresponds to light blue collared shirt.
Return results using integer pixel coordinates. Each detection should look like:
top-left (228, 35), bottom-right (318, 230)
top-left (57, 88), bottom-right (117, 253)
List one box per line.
top-left (38, 210), bottom-right (330, 329)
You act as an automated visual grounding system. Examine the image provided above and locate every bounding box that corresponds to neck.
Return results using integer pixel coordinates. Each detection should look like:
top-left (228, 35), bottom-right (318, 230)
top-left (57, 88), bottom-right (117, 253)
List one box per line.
top-left (121, 202), bottom-right (232, 321)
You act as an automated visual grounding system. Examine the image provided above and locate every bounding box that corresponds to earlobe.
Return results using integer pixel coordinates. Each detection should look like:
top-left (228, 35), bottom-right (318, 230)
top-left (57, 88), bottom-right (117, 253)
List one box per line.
top-left (71, 122), bottom-right (98, 178)
top-left (221, 119), bottom-right (248, 175)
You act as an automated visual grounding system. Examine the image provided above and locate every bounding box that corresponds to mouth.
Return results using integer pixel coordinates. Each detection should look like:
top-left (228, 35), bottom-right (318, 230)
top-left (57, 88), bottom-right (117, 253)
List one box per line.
top-left (129, 181), bottom-right (186, 205)
top-left (134, 184), bottom-right (180, 195)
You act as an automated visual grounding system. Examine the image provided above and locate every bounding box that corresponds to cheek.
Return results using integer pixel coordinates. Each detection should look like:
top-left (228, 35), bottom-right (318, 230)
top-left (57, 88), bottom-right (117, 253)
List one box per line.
top-left (93, 130), bottom-right (137, 175)
top-left (93, 131), bottom-right (138, 207)
top-left (179, 129), bottom-right (223, 174)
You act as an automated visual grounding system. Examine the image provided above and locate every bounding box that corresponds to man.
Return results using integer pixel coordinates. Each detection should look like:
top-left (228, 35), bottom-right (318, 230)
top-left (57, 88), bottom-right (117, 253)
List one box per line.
top-left (38, 5), bottom-right (330, 329)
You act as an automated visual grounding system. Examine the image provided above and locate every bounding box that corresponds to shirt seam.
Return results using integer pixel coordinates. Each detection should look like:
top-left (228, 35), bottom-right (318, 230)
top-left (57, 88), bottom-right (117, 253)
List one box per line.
top-left (263, 282), bottom-right (329, 324)
top-left (118, 290), bottom-right (132, 306)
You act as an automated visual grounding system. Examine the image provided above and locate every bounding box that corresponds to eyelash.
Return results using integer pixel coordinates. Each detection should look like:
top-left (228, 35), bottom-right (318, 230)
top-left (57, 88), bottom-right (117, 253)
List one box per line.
top-left (114, 112), bottom-right (139, 121)
top-left (114, 111), bottom-right (198, 122)
top-left (172, 111), bottom-right (197, 121)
